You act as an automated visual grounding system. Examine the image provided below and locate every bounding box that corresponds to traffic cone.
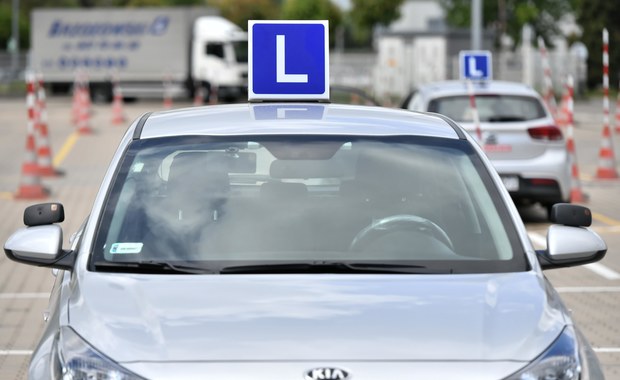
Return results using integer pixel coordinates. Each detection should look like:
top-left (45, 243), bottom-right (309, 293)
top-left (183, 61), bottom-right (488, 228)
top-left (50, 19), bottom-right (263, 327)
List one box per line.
top-left (15, 72), bottom-right (49, 200)
top-left (564, 76), bottom-right (586, 202)
top-left (595, 124), bottom-right (619, 179)
top-left (555, 90), bottom-right (569, 128)
top-left (35, 73), bottom-right (62, 177)
top-left (111, 78), bottom-right (126, 125)
top-left (76, 83), bottom-right (94, 134)
top-left (193, 81), bottom-right (204, 106)
top-left (71, 77), bottom-right (81, 125)
top-left (209, 83), bottom-right (219, 105)
top-left (163, 76), bottom-right (173, 109)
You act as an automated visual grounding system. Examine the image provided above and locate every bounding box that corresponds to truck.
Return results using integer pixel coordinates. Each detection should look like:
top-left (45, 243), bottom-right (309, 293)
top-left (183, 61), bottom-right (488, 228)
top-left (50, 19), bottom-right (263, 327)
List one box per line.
top-left (30, 7), bottom-right (248, 102)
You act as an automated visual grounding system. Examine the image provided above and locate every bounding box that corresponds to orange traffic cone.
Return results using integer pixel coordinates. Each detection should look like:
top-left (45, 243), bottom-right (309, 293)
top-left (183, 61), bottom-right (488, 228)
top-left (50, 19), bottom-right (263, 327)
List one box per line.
top-left (163, 76), bottom-right (173, 109)
top-left (193, 81), bottom-right (204, 106)
top-left (35, 73), bottom-right (62, 177)
top-left (595, 124), bottom-right (619, 179)
top-left (15, 72), bottom-right (49, 200)
top-left (555, 89), bottom-right (569, 128)
top-left (209, 83), bottom-right (219, 105)
top-left (111, 78), bottom-right (126, 125)
top-left (76, 83), bottom-right (94, 134)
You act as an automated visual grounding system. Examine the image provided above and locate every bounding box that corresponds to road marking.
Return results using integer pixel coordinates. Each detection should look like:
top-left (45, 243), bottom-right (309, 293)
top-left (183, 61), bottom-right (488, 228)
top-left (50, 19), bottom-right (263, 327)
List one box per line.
top-left (557, 286), bottom-right (620, 293)
top-left (0, 191), bottom-right (13, 200)
top-left (583, 263), bottom-right (620, 280)
top-left (0, 350), bottom-right (33, 356)
top-left (52, 131), bottom-right (80, 168)
top-left (594, 347), bottom-right (620, 353)
top-left (592, 212), bottom-right (620, 226)
top-left (0, 293), bottom-right (49, 299)
top-left (528, 232), bottom-right (620, 280)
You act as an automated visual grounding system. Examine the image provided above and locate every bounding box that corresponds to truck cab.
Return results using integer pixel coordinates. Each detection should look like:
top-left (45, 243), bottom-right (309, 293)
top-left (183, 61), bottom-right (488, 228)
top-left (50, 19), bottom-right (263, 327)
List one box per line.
top-left (192, 16), bottom-right (248, 102)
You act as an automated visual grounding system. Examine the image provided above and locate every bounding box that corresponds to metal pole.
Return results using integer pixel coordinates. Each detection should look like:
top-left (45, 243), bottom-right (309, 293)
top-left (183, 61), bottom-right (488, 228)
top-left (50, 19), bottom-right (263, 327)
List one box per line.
top-left (11, 0), bottom-right (20, 76)
top-left (471, 0), bottom-right (482, 50)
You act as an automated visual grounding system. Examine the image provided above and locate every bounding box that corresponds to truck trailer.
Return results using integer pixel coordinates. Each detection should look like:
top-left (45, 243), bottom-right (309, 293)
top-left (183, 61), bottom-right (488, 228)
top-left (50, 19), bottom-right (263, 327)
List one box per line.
top-left (31, 7), bottom-right (248, 102)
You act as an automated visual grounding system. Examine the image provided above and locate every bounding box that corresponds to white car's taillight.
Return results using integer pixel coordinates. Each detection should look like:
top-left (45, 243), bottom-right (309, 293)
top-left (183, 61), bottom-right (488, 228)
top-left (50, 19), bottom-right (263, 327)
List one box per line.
top-left (527, 126), bottom-right (564, 141)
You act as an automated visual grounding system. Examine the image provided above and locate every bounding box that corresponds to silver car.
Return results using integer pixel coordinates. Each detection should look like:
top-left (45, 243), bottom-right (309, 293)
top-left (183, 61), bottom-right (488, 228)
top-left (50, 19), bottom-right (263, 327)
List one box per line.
top-left (401, 80), bottom-right (571, 216)
top-left (4, 103), bottom-right (606, 380)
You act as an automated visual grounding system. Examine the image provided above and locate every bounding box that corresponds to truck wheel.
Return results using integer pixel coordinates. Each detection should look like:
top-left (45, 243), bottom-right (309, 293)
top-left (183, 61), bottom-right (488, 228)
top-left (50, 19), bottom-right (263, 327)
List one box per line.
top-left (91, 83), bottom-right (113, 103)
top-left (202, 83), bottom-right (211, 103)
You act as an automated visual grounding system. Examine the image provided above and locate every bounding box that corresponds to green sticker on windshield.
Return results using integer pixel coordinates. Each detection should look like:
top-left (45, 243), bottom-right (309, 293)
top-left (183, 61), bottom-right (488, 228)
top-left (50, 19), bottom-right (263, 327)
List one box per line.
top-left (110, 242), bottom-right (143, 254)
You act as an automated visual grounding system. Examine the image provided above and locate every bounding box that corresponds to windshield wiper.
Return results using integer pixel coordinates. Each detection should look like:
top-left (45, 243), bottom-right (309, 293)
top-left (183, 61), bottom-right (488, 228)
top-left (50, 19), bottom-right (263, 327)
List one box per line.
top-left (219, 261), bottom-right (452, 274)
top-left (94, 260), bottom-right (215, 274)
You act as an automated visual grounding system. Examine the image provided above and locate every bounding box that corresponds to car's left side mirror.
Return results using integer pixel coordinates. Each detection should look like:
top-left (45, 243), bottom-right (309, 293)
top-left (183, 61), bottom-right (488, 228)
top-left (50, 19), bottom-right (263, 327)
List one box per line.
top-left (537, 204), bottom-right (607, 270)
top-left (4, 203), bottom-right (74, 270)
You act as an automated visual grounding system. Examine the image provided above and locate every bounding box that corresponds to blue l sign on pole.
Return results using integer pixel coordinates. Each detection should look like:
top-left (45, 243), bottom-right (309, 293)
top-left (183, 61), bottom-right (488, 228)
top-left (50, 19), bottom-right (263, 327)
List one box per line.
top-left (249, 20), bottom-right (329, 101)
top-left (459, 50), bottom-right (492, 81)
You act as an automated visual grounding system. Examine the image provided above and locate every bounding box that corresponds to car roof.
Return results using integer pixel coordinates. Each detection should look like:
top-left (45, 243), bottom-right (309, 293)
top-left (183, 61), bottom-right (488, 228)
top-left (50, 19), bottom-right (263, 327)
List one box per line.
top-left (135, 103), bottom-right (464, 140)
top-left (415, 80), bottom-right (541, 99)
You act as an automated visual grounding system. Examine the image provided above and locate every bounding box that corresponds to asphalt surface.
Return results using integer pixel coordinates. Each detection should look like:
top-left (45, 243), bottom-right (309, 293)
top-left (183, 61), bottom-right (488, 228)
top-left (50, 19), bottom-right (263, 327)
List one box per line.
top-left (0, 95), bottom-right (619, 379)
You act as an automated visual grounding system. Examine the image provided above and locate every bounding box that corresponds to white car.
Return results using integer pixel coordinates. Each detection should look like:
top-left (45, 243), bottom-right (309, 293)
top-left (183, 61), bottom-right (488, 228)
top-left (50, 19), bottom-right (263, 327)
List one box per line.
top-left (401, 80), bottom-right (571, 216)
top-left (4, 102), bottom-right (606, 380)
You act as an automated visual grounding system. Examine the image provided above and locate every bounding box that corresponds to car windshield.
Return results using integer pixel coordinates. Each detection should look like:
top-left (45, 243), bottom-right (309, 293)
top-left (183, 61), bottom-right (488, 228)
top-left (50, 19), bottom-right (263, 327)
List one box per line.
top-left (92, 135), bottom-right (525, 274)
top-left (428, 95), bottom-right (546, 122)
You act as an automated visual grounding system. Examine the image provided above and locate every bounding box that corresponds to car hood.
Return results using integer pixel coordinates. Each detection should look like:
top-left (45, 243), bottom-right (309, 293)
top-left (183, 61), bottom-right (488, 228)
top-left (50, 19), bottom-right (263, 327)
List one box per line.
top-left (69, 271), bottom-right (566, 363)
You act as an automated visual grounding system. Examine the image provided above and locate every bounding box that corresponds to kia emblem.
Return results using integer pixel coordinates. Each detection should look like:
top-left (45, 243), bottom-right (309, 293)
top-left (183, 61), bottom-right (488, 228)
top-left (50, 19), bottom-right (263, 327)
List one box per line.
top-left (304, 367), bottom-right (350, 380)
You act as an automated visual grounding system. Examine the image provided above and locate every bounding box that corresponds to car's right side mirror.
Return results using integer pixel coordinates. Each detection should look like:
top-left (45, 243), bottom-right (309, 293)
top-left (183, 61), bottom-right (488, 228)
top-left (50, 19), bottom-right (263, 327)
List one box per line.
top-left (537, 204), bottom-right (607, 270)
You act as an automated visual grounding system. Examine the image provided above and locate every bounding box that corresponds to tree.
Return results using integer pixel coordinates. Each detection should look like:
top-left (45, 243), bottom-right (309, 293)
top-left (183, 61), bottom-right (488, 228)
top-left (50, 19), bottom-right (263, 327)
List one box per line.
top-left (280, 0), bottom-right (342, 47)
top-left (209, 0), bottom-right (280, 30)
top-left (575, 0), bottom-right (620, 90)
top-left (349, 0), bottom-right (404, 45)
top-left (439, 0), bottom-right (573, 48)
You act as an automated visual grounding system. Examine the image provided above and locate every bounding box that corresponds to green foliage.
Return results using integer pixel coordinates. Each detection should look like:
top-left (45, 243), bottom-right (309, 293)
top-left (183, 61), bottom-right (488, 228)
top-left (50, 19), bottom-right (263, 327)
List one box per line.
top-left (0, 4), bottom-right (29, 50)
top-left (575, 0), bottom-right (620, 90)
top-left (281, 0), bottom-right (342, 46)
top-left (439, 0), bottom-right (572, 48)
top-left (349, 0), bottom-right (404, 44)
top-left (209, 0), bottom-right (280, 30)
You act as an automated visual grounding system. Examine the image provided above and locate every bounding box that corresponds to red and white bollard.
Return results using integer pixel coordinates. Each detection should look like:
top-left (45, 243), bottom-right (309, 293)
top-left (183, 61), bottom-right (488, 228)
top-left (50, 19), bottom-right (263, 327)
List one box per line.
top-left (564, 76), bottom-right (586, 202)
top-left (538, 37), bottom-right (558, 120)
top-left (466, 79), bottom-right (482, 143)
top-left (595, 28), bottom-right (619, 179)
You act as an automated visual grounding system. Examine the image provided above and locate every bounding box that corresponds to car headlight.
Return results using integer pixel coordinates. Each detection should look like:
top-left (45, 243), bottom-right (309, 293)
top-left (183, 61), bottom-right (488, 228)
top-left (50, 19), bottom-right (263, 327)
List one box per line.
top-left (52, 326), bottom-right (144, 380)
top-left (505, 325), bottom-right (581, 380)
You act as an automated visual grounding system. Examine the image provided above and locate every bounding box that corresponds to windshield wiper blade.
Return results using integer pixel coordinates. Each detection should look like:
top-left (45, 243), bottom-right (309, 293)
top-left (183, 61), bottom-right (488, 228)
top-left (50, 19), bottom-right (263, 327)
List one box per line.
top-left (94, 260), bottom-right (215, 274)
top-left (219, 261), bottom-right (452, 274)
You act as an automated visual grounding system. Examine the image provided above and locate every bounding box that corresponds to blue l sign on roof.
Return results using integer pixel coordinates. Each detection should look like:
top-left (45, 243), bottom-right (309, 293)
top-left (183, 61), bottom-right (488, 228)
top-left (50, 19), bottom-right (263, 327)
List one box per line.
top-left (249, 20), bottom-right (329, 101)
top-left (459, 50), bottom-right (492, 81)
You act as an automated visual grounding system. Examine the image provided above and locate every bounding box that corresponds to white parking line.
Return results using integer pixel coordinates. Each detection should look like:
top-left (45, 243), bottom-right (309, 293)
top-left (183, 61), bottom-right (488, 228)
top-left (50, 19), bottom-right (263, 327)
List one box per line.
top-left (594, 347), bottom-right (620, 353)
top-left (528, 232), bottom-right (620, 280)
top-left (0, 350), bottom-right (33, 356)
top-left (0, 293), bottom-right (49, 299)
top-left (557, 286), bottom-right (620, 293)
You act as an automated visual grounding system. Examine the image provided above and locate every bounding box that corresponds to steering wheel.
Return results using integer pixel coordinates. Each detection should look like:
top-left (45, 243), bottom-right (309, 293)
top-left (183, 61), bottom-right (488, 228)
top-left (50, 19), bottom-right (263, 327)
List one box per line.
top-left (349, 214), bottom-right (454, 252)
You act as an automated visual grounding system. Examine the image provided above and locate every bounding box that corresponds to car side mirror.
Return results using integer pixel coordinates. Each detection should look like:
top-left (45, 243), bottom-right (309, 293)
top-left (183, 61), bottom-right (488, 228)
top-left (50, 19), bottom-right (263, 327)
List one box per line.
top-left (537, 205), bottom-right (607, 270)
top-left (4, 203), bottom-right (74, 270)
top-left (24, 202), bottom-right (65, 226)
top-left (549, 203), bottom-right (591, 227)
